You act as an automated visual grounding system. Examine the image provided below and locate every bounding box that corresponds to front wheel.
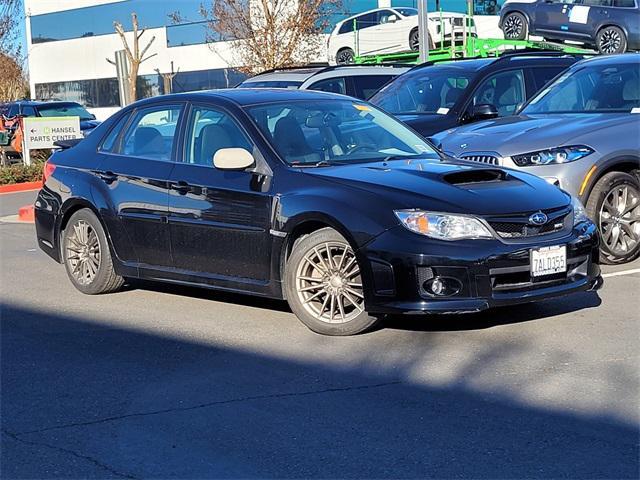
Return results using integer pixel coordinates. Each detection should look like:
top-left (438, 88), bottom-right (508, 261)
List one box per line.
top-left (409, 29), bottom-right (435, 52)
top-left (502, 12), bottom-right (528, 40)
top-left (62, 209), bottom-right (124, 294)
top-left (596, 26), bottom-right (627, 54)
top-left (586, 172), bottom-right (640, 265)
top-left (285, 228), bottom-right (381, 335)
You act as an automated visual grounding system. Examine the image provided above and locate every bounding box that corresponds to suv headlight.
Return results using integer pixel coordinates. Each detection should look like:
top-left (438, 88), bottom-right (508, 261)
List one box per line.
top-left (511, 145), bottom-right (593, 167)
top-left (394, 210), bottom-right (493, 240)
top-left (572, 196), bottom-right (589, 225)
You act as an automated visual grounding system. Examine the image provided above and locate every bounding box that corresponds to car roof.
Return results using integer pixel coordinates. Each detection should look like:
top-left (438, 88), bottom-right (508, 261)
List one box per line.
top-left (8, 100), bottom-right (81, 107)
top-left (576, 52), bottom-right (640, 67)
top-left (242, 64), bottom-right (410, 84)
top-left (407, 52), bottom-right (581, 75)
top-left (135, 88), bottom-right (355, 107)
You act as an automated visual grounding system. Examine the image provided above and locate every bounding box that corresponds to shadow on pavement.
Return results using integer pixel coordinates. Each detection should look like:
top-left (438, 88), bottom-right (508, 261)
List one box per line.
top-left (1, 302), bottom-right (635, 479)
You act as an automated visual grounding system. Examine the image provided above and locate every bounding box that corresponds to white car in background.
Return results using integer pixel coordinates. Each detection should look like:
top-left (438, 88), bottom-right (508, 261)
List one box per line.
top-left (328, 7), bottom-right (477, 64)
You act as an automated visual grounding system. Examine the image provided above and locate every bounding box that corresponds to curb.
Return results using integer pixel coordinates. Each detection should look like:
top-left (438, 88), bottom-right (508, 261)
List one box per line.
top-left (0, 181), bottom-right (43, 194)
top-left (18, 205), bottom-right (35, 222)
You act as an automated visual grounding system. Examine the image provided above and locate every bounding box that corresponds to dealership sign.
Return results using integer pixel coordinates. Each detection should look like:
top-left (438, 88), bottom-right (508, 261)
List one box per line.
top-left (23, 116), bottom-right (82, 150)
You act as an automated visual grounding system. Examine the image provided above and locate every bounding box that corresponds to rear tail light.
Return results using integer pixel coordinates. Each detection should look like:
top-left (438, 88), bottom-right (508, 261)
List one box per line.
top-left (43, 161), bottom-right (56, 183)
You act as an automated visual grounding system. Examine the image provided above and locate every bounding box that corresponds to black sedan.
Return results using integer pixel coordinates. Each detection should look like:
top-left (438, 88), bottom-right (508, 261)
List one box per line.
top-left (35, 89), bottom-right (602, 335)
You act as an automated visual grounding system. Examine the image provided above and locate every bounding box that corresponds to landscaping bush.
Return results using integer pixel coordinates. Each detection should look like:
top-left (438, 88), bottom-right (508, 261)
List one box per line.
top-left (0, 160), bottom-right (44, 185)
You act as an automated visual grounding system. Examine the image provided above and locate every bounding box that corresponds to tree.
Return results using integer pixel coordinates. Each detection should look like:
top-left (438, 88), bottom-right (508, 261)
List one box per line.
top-left (110, 13), bottom-right (157, 103)
top-left (197, 0), bottom-right (342, 75)
top-left (0, 52), bottom-right (28, 102)
top-left (0, 0), bottom-right (21, 56)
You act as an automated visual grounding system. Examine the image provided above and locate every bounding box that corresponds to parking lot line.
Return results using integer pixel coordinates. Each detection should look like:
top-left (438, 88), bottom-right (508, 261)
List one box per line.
top-left (602, 268), bottom-right (640, 278)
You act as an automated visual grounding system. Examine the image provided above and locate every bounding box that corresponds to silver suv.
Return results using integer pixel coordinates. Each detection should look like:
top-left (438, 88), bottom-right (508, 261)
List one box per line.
top-left (237, 64), bottom-right (409, 100)
top-left (433, 54), bottom-right (640, 264)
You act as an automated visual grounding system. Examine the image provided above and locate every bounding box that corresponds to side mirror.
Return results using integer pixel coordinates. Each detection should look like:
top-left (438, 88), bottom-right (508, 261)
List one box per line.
top-left (472, 103), bottom-right (499, 120)
top-left (213, 148), bottom-right (255, 170)
top-left (387, 14), bottom-right (398, 23)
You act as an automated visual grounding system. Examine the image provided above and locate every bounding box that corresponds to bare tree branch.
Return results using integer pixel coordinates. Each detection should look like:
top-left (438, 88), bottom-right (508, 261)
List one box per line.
top-left (111, 12), bottom-right (157, 103)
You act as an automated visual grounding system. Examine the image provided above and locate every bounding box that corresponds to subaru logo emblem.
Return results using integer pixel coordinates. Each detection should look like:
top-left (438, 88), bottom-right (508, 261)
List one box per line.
top-left (460, 143), bottom-right (468, 149)
top-left (529, 212), bottom-right (548, 225)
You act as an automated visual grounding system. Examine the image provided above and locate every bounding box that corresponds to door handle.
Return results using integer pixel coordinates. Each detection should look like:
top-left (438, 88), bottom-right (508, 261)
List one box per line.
top-left (96, 170), bottom-right (117, 183)
top-left (170, 180), bottom-right (191, 194)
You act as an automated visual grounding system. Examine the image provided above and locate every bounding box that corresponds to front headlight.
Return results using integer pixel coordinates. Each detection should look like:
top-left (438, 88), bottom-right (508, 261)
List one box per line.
top-left (572, 196), bottom-right (589, 225)
top-left (511, 145), bottom-right (593, 167)
top-left (394, 210), bottom-right (493, 240)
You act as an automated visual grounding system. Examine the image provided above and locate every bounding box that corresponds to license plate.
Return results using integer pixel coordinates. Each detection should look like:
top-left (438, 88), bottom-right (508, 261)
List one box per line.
top-left (531, 245), bottom-right (567, 278)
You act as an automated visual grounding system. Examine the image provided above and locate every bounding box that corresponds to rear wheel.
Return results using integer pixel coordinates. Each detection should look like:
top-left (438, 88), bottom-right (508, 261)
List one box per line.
top-left (336, 48), bottom-right (355, 65)
top-left (502, 12), bottom-right (528, 40)
top-left (596, 26), bottom-right (627, 54)
top-left (586, 172), bottom-right (640, 264)
top-left (62, 209), bottom-right (124, 294)
top-left (285, 228), bottom-right (381, 335)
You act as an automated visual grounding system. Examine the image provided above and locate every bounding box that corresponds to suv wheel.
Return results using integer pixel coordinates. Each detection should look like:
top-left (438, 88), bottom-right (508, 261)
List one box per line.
top-left (62, 209), bottom-right (124, 294)
top-left (586, 172), bottom-right (640, 264)
top-left (285, 228), bottom-right (381, 335)
top-left (336, 48), bottom-right (355, 65)
top-left (502, 12), bottom-right (528, 40)
top-left (596, 26), bottom-right (627, 54)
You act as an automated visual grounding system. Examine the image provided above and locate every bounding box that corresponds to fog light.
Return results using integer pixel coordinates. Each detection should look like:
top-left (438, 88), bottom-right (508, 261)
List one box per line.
top-left (423, 276), bottom-right (462, 297)
top-left (431, 277), bottom-right (445, 295)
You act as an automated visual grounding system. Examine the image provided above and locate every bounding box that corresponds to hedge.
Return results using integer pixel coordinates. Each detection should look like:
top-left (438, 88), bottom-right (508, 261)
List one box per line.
top-left (0, 161), bottom-right (44, 185)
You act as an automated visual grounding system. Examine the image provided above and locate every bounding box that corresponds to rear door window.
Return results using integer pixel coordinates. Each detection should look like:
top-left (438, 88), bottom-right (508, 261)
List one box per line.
top-left (530, 67), bottom-right (566, 91)
top-left (119, 105), bottom-right (183, 161)
top-left (351, 75), bottom-right (394, 100)
top-left (99, 113), bottom-right (131, 153)
top-left (307, 77), bottom-right (347, 95)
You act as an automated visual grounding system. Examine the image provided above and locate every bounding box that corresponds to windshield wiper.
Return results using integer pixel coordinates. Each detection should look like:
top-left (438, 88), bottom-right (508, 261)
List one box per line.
top-left (291, 160), bottom-right (350, 168)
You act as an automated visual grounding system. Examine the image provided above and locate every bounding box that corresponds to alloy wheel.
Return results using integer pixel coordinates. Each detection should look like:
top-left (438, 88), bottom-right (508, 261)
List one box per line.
top-left (336, 49), bottom-right (354, 65)
top-left (410, 31), bottom-right (420, 50)
top-left (295, 242), bottom-right (365, 324)
top-left (66, 220), bottom-right (101, 285)
top-left (599, 28), bottom-right (621, 54)
top-left (599, 185), bottom-right (640, 258)
top-left (503, 15), bottom-right (523, 39)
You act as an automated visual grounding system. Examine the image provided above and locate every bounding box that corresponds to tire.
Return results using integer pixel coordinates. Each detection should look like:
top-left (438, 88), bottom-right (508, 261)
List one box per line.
top-left (409, 28), bottom-right (435, 52)
top-left (596, 26), bottom-right (627, 54)
top-left (336, 48), bottom-right (355, 65)
top-left (62, 209), bottom-right (124, 294)
top-left (585, 172), bottom-right (640, 265)
top-left (502, 12), bottom-right (528, 40)
top-left (284, 228), bottom-right (381, 336)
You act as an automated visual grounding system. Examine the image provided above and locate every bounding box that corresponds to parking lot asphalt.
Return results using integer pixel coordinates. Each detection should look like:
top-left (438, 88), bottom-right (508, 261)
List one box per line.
top-left (1, 190), bottom-right (639, 479)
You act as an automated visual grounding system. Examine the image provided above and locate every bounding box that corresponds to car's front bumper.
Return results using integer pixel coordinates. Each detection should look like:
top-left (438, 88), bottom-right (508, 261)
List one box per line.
top-left (358, 221), bottom-right (601, 315)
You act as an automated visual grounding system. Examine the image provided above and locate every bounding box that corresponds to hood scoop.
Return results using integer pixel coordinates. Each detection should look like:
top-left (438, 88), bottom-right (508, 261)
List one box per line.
top-left (443, 169), bottom-right (507, 186)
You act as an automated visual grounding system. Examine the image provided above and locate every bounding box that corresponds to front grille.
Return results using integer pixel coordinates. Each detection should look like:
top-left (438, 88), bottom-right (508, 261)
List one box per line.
top-left (459, 154), bottom-right (499, 165)
top-left (486, 206), bottom-right (571, 239)
top-left (490, 255), bottom-right (589, 293)
top-left (490, 216), bottom-right (567, 238)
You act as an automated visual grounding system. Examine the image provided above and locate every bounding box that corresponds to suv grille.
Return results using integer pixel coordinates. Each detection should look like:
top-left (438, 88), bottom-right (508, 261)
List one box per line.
top-left (459, 154), bottom-right (499, 165)
top-left (487, 207), bottom-right (571, 239)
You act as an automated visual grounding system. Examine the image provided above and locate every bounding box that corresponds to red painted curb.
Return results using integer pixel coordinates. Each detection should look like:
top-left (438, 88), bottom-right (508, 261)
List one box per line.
top-left (18, 205), bottom-right (35, 223)
top-left (0, 181), bottom-right (43, 194)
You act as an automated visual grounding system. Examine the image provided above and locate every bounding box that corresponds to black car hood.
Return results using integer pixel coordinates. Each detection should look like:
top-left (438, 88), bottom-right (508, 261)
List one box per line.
top-left (302, 158), bottom-right (569, 216)
top-left (395, 113), bottom-right (456, 138)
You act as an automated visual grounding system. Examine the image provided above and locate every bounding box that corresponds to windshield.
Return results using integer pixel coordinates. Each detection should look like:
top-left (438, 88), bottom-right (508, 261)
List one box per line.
top-left (524, 62), bottom-right (640, 114)
top-left (238, 80), bottom-right (302, 89)
top-left (37, 103), bottom-right (94, 120)
top-left (245, 99), bottom-right (437, 166)
top-left (370, 67), bottom-right (473, 114)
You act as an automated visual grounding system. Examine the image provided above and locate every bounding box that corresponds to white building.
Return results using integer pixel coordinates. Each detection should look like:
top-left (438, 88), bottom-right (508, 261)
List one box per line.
top-left (23, 0), bottom-right (501, 120)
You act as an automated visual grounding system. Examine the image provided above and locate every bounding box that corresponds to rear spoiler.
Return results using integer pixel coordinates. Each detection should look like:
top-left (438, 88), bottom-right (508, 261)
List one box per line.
top-left (53, 138), bottom-right (83, 150)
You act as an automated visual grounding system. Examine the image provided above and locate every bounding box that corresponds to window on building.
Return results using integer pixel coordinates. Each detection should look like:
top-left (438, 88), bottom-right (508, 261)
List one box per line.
top-left (35, 78), bottom-right (120, 108)
top-left (166, 21), bottom-right (221, 47)
top-left (121, 106), bottom-right (183, 161)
